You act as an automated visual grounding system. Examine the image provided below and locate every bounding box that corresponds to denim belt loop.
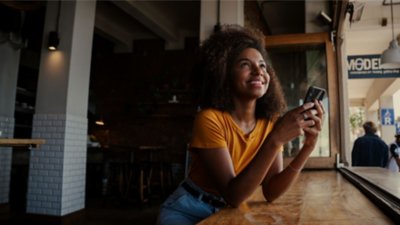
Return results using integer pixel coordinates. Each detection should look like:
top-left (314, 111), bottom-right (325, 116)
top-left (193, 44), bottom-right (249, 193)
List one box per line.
top-left (197, 193), bottom-right (203, 201)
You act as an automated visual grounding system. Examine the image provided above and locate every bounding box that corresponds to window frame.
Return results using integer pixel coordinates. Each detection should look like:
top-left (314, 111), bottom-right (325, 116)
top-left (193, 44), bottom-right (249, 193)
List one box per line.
top-left (265, 32), bottom-right (340, 169)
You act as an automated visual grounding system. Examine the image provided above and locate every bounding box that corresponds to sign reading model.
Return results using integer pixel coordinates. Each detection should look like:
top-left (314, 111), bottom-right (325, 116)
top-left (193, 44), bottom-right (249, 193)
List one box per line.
top-left (347, 54), bottom-right (400, 79)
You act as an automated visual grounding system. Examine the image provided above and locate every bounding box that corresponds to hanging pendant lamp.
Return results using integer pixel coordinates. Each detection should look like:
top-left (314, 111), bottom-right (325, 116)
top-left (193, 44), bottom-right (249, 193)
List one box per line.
top-left (47, 0), bottom-right (61, 51)
top-left (380, 0), bottom-right (400, 69)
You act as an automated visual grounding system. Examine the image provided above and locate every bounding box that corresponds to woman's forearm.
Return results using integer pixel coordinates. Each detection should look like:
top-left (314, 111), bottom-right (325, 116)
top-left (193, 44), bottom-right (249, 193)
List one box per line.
top-left (262, 100), bottom-right (324, 202)
top-left (262, 144), bottom-right (314, 202)
top-left (262, 165), bottom-right (300, 202)
top-left (222, 137), bottom-right (282, 207)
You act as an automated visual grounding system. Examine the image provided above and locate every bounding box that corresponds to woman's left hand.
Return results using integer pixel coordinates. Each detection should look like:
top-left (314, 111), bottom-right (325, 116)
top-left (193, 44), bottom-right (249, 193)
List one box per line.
top-left (302, 100), bottom-right (325, 148)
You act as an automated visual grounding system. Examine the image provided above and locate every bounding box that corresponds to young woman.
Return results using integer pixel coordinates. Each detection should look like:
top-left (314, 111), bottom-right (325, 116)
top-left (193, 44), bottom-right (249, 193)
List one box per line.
top-left (158, 24), bottom-right (324, 225)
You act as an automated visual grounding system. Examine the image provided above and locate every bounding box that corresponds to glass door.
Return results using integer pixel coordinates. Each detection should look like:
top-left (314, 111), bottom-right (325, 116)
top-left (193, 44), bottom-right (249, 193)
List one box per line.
top-left (265, 32), bottom-right (339, 168)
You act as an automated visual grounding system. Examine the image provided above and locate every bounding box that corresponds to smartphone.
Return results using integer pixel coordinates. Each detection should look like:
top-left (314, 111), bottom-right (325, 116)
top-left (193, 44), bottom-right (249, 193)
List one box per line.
top-left (304, 86), bottom-right (326, 103)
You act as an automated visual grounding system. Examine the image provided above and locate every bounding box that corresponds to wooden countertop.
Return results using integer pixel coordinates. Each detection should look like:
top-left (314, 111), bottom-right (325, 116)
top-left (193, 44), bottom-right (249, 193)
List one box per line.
top-left (198, 170), bottom-right (395, 225)
top-left (0, 138), bottom-right (45, 148)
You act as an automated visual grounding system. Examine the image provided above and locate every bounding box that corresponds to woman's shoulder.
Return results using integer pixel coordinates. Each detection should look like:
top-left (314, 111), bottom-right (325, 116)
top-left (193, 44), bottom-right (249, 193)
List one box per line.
top-left (194, 108), bottom-right (230, 127)
top-left (196, 108), bottom-right (224, 118)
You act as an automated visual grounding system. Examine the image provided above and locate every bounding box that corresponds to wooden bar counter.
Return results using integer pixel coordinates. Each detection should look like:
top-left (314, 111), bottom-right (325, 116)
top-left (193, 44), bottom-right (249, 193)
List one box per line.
top-left (198, 170), bottom-right (395, 225)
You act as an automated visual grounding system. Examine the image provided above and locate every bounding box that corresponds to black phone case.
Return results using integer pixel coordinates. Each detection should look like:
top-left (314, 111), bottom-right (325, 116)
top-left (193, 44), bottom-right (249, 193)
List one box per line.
top-left (304, 86), bottom-right (326, 103)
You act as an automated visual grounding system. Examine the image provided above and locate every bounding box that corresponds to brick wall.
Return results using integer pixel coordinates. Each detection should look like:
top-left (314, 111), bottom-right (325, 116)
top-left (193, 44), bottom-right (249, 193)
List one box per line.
top-left (0, 116), bottom-right (14, 204)
top-left (26, 114), bottom-right (87, 216)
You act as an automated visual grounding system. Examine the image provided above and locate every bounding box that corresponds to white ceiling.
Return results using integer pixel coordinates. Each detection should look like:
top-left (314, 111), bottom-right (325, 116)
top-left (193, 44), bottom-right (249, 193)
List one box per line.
top-left (95, 0), bottom-right (200, 51)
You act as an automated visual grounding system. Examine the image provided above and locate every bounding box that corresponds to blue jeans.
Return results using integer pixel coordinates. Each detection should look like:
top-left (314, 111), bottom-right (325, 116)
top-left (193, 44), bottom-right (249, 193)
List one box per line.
top-left (158, 179), bottom-right (225, 225)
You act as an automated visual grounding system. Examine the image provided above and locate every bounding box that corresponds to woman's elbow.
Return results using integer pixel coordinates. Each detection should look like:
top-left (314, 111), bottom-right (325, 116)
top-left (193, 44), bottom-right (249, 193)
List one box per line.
top-left (264, 193), bottom-right (278, 203)
top-left (224, 196), bottom-right (245, 208)
top-left (262, 188), bottom-right (278, 203)
top-left (227, 202), bottom-right (240, 208)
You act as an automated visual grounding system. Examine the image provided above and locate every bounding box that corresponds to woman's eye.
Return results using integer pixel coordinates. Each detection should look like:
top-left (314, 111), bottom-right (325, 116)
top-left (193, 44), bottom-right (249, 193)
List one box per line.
top-left (240, 62), bottom-right (250, 68)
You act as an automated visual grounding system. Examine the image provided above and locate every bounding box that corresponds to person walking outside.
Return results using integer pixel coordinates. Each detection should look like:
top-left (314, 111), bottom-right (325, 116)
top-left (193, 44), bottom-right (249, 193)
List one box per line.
top-left (351, 121), bottom-right (388, 167)
top-left (387, 132), bottom-right (400, 172)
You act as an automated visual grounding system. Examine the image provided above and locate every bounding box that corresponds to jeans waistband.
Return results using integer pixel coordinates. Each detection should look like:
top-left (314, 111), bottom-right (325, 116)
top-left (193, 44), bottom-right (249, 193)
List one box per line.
top-left (181, 179), bottom-right (226, 208)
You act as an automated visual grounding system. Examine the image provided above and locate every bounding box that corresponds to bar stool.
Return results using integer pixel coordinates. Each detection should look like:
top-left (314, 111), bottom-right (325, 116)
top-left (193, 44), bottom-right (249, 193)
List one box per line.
top-left (102, 148), bottom-right (134, 204)
top-left (135, 145), bottom-right (172, 202)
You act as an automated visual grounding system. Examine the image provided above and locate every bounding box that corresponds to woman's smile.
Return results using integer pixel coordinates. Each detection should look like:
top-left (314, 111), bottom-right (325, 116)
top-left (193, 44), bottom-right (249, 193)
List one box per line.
top-left (247, 78), bottom-right (264, 87)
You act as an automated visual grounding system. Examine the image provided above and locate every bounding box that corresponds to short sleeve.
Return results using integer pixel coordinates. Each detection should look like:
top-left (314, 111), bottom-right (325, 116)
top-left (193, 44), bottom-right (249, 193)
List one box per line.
top-left (190, 109), bottom-right (227, 149)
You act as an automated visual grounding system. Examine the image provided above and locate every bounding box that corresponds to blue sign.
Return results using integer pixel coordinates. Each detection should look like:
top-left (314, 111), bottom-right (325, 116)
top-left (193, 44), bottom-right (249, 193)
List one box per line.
top-left (347, 54), bottom-right (400, 79)
top-left (381, 108), bottom-right (395, 125)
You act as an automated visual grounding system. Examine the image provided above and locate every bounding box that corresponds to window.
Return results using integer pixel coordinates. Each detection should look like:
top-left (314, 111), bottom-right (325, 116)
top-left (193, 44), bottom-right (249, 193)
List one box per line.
top-left (265, 32), bottom-right (339, 168)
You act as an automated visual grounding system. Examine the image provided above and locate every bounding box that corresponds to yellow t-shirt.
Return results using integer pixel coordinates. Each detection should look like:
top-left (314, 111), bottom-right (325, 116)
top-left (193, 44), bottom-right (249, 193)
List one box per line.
top-left (189, 108), bottom-right (274, 195)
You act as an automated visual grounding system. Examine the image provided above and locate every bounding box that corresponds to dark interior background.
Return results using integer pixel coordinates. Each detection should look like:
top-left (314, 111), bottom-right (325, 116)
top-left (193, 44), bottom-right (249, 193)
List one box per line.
top-left (0, 0), bottom-right (335, 213)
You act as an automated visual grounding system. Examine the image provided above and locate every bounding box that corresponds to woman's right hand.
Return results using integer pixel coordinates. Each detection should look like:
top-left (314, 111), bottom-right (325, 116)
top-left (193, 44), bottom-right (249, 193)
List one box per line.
top-left (268, 102), bottom-right (316, 146)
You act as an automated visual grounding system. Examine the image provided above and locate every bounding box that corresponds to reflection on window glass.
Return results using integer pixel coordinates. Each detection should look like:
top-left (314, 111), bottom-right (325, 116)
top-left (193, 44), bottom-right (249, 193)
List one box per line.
top-left (267, 44), bottom-right (330, 157)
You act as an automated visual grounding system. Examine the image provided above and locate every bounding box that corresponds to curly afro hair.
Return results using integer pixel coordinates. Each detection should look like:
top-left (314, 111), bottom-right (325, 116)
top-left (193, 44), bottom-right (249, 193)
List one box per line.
top-left (193, 24), bottom-right (286, 120)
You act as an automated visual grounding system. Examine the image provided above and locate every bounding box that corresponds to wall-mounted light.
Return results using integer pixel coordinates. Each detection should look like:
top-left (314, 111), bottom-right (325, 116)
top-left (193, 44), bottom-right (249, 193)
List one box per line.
top-left (48, 31), bottom-right (59, 51)
top-left (95, 117), bottom-right (105, 126)
top-left (346, 2), bottom-right (365, 24)
top-left (318, 11), bottom-right (332, 25)
top-left (48, 0), bottom-right (61, 51)
top-left (380, 0), bottom-right (400, 68)
top-left (95, 119), bottom-right (105, 126)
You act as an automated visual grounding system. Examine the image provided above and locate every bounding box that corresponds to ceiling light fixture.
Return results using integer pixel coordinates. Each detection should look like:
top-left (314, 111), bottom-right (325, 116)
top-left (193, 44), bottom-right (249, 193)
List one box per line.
top-left (214, 0), bottom-right (221, 33)
top-left (380, 0), bottom-right (400, 68)
top-left (48, 0), bottom-right (61, 51)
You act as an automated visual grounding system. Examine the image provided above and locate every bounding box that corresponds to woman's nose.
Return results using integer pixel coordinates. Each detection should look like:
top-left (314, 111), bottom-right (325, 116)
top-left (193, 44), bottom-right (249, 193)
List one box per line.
top-left (252, 66), bottom-right (263, 75)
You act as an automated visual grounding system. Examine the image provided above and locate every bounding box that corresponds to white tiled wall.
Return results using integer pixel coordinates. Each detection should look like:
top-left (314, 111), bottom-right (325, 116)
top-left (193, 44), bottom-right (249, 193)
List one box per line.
top-left (27, 114), bottom-right (87, 216)
top-left (0, 116), bottom-right (14, 204)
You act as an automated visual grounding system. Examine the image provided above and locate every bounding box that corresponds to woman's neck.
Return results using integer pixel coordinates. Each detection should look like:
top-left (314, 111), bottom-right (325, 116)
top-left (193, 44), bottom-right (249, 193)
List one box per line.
top-left (230, 99), bottom-right (257, 134)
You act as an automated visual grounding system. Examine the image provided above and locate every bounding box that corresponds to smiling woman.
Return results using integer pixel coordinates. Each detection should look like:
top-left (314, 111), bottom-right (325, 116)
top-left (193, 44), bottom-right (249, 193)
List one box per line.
top-left (158, 24), bottom-right (325, 225)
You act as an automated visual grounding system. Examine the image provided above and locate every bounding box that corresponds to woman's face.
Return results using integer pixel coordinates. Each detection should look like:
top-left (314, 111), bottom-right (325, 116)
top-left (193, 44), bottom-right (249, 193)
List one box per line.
top-left (231, 48), bottom-right (270, 100)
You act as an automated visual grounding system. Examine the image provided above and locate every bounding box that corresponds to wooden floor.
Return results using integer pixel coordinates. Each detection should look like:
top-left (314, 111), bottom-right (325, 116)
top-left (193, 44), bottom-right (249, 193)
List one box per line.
top-left (198, 170), bottom-right (395, 225)
top-left (0, 196), bottom-right (164, 225)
